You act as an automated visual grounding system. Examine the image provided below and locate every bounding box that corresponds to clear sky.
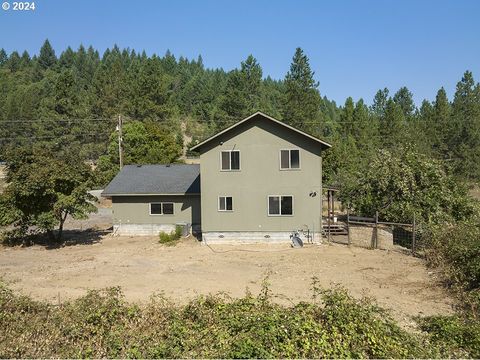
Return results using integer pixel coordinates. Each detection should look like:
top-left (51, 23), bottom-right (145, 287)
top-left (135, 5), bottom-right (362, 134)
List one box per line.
top-left (1, 0), bottom-right (479, 106)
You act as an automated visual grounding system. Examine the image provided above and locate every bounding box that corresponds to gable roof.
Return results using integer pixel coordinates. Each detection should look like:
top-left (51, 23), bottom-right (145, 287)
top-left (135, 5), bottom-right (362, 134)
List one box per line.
top-left (102, 164), bottom-right (200, 196)
top-left (190, 111), bottom-right (332, 152)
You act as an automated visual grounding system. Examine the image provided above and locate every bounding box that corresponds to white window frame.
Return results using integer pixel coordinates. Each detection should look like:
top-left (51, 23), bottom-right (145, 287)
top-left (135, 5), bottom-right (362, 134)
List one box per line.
top-left (218, 196), bottom-right (233, 212)
top-left (220, 150), bottom-right (241, 171)
top-left (149, 202), bottom-right (175, 216)
top-left (267, 195), bottom-right (294, 216)
top-left (279, 149), bottom-right (301, 170)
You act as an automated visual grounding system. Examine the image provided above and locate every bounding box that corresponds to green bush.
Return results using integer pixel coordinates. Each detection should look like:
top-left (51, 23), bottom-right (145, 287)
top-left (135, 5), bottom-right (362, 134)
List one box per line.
top-left (420, 220), bottom-right (480, 358)
top-left (158, 225), bottom-right (183, 245)
top-left (419, 315), bottom-right (480, 358)
top-left (425, 221), bottom-right (480, 292)
top-left (0, 281), bottom-right (458, 359)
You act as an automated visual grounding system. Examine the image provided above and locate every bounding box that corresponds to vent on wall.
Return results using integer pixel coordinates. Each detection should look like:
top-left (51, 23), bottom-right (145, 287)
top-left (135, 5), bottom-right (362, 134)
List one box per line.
top-left (219, 234), bottom-right (224, 238)
top-left (264, 234), bottom-right (270, 238)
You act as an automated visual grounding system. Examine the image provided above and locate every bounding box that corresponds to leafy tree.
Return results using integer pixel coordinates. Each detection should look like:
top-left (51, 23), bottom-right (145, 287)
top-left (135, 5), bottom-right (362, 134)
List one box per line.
top-left (340, 147), bottom-right (478, 224)
top-left (0, 148), bottom-right (97, 244)
top-left (96, 120), bottom-right (183, 185)
top-left (282, 47), bottom-right (321, 131)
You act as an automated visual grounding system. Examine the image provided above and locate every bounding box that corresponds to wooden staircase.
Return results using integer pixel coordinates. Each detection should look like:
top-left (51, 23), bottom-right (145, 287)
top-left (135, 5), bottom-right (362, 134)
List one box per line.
top-left (322, 222), bottom-right (348, 236)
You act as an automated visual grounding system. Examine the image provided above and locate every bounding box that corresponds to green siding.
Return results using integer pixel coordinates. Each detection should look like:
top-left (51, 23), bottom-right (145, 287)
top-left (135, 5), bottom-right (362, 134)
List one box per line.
top-left (112, 195), bottom-right (201, 226)
top-left (200, 117), bottom-right (322, 233)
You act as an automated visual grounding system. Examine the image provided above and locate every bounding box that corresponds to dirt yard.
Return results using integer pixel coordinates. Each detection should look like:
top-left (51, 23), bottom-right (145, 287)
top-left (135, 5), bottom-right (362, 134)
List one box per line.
top-left (0, 233), bottom-right (453, 326)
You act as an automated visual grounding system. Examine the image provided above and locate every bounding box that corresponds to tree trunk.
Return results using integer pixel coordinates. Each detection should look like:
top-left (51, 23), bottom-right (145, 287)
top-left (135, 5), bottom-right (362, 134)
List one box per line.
top-left (56, 212), bottom-right (68, 242)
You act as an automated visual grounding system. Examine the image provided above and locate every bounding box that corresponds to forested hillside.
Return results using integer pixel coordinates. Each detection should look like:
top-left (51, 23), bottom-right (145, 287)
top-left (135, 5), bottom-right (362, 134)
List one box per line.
top-left (1, 40), bottom-right (480, 185)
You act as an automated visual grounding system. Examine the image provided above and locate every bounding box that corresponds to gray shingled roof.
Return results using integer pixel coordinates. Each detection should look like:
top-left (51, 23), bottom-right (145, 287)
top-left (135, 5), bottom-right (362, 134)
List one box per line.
top-left (102, 164), bottom-right (200, 196)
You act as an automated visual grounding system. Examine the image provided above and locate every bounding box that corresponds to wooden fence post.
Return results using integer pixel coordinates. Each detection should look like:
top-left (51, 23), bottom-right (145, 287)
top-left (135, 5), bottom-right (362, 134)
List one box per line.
top-left (327, 190), bottom-right (331, 243)
top-left (347, 208), bottom-right (351, 245)
top-left (374, 211), bottom-right (379, 249)
top-left (412, 213), bottom-right (416, 255)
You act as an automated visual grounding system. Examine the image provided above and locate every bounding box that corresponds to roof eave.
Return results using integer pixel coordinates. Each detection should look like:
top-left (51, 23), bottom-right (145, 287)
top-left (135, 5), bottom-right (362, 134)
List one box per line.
top-left (101, 192), bottom-right (200, 197)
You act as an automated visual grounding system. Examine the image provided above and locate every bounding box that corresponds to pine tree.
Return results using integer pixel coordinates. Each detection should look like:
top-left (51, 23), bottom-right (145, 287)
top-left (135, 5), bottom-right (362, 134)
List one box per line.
top-left (371, 88), bottom-right (390, 118)
top-left (352, 98), bottom-right (375, 149)
top-left (20, 51), bottom-right (31, 68)
top-left (217, 55), bottom-right (263, 125)
top-left (432, 87), bottom-right (451, 157)
top-left (218, 69), bottom-right (248, 125)
top-left (393, 87), bottom-right (415, 118)
top-left (0, 48), bottom-right (7, 66)
top-left (340, 97), bottom-right (354, 137)
top-left (38, 39), bottom-right (57, 69)
top-left (415, 100), bottom-right (434, 155)
top-left (75, 45), bottom-right (88, 78)
top-left (240, 54), bottom-right (262, 112)
top-left (282, 47), bottom-right (321, 131)
top-left (7, 51), bottom-right (21, 72)
top-left (381, 99), bottom-right (405, 148)
top-left (59, 46), bottom-right (75, 68)
top-left (451, 71), bottom-right (480, 179)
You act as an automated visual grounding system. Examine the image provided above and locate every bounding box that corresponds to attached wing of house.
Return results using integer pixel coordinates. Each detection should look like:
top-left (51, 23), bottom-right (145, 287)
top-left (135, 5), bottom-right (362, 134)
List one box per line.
top-left (102, 164), bottom-right (200, 235)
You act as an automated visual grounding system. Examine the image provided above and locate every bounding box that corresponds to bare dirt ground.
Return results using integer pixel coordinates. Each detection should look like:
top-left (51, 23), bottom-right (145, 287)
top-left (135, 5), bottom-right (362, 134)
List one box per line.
top-left (0, 232), bottom-right (454, 326)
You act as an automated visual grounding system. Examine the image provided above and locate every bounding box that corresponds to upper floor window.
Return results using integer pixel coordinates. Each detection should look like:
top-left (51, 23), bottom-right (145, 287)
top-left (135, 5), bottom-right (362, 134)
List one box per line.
top-left (150, 202), bottom-right (174, 215)
top-left (280, 149), bottom-right (300, 170)
top-left (221, 150), bottom-right (240, 171)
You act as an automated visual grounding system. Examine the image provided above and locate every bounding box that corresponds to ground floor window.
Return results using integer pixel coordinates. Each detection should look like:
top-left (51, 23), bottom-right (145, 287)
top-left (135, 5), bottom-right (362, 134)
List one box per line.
top-left (268, 195), bottom-right (293, 216)
top-left (218, 196), bottom-right (233, 211)
top-left (150, 202), bottom-right (174, 215)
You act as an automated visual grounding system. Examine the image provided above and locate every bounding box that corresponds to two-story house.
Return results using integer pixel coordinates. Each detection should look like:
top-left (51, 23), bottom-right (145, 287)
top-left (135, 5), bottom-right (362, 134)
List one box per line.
top-left (102, 112), bottom-right (331, 243)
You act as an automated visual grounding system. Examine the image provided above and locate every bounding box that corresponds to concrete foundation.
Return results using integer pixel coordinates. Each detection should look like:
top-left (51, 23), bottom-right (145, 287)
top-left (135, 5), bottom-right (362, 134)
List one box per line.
top-left (349, 225), bottom-right (393, 250)
top-left (202, 231), bottom-right (322, 244)
top-left (113, 224), bottom-right (177, 236)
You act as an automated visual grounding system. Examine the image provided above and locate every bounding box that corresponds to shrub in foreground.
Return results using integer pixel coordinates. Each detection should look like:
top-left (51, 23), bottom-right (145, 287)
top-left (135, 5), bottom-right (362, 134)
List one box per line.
top-left (424, 220), bottom-right (480, 320)
top-left (419, 220), bottom-right (480, 358)
top-left (0, 282), bottom-right (450, 359)
top-left (419, 315), bottom-right (480, 358)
